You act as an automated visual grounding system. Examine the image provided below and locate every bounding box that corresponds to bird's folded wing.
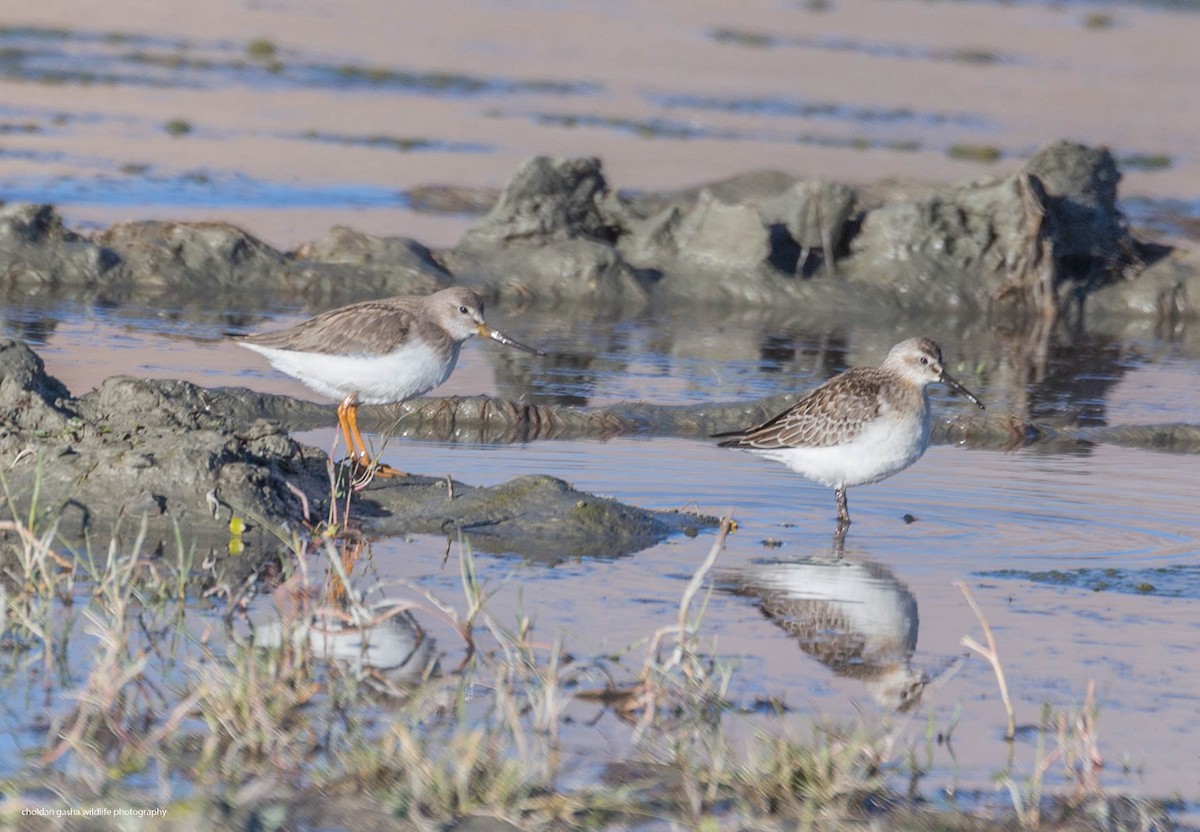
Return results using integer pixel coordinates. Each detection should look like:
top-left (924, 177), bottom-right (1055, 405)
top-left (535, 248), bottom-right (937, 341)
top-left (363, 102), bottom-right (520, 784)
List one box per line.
top-left (720, 374), bottom-right (885, 449)
top-left (235, 301), bottom-right (417, 356)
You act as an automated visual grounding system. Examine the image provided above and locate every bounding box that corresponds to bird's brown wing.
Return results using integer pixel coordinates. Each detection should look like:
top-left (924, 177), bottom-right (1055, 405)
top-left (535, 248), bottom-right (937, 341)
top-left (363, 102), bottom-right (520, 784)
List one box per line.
top-left (233, 299), bottom-right (420, 356)
top-left (714, 370), bottom-right (888, 449)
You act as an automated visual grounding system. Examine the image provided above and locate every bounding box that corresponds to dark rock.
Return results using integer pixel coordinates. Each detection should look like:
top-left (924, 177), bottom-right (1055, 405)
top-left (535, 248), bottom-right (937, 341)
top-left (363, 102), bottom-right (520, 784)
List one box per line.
top-left (95, 220), bottom-right (288, 290)
top-left (0, 203), bottom-right (119, 287)
top-left (759, 180), bottom-right (857, 274)
top-left (296, 226), bottom-right (445, 271)
top-left (1089, 247), bottom-right (1199, 317)
top-left (447, 234), bottom-right (649, 305)
top-left (459, 156), bottom-right (615, 246)
top-left (86, 219), bottom-right (455, 308)
top-left (440, 144), bottom-right (1155, 317)
top-left (45, 374), bottom-right (327, 550)
top-left (618, 175), bottom-right (858, 291)
top-left (0, 339), bottom-right (76, 435)
top-left (623, 191), bottom-right (771, 273)
top-left (1089, 422), bottom-right (1200, 453)
top-left (846, 175), bottom-right (1025, 310)
top-left (0, 142), bottom-right (1185, 329)
top-left (444, 157), bottom-right (649, 303)
top-left (1023, 139), bottom-right (1125, 263)
top-left (617, 169), bottom-right (801, 217)
top-left (366, 394), bottom-right (636, 442)
top-left (288, 226), bottom-right (452, 301)
top-left (844, 142), bottom-right (1145, 319)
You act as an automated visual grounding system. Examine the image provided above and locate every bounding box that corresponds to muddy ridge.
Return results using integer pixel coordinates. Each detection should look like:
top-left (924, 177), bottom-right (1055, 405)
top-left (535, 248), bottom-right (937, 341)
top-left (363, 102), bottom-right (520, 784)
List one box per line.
top-left (0, 141), bottom-right (1193, 320)
top-left (0, 340), bottom-right (715, 570)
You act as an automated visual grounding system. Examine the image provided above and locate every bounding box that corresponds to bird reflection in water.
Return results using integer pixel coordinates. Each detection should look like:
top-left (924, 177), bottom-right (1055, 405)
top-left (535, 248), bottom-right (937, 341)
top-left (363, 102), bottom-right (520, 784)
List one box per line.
top-left (250, 538), bottom-right (438, 688)
top-left (728, 535), bottom-right (926, 712)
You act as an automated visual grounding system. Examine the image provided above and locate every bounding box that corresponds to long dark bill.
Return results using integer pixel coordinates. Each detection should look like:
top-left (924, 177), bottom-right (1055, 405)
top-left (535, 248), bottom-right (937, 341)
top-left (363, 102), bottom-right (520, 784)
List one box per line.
top-left (940, 369), bottom-right (985, 409)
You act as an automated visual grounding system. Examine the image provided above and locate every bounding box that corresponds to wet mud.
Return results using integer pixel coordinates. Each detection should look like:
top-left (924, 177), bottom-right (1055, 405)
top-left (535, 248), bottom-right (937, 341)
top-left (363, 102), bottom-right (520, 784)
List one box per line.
top-left (0, 339), bottom-right (715, 568)
top-left (234, 384), bottom-right (1200, 455)
top-left (978, 565), bottom-right (1200, 598)
top-left (1, 141), bottom-right (1194, 319)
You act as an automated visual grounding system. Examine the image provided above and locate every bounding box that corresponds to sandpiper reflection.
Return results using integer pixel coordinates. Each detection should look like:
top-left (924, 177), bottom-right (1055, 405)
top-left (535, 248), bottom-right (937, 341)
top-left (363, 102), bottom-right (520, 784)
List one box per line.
top-left (729, 552), bottom-right (925, 711)
top-left (251, 541), bottom-right (438, 685)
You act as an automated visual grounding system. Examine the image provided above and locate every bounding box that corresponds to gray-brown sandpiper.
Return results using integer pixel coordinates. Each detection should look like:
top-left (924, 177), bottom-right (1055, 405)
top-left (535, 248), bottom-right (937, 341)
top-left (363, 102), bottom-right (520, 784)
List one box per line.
top-left (713, 337), bottom-right (983, 526)
top-left (233, 287), bottom-right (541, 475)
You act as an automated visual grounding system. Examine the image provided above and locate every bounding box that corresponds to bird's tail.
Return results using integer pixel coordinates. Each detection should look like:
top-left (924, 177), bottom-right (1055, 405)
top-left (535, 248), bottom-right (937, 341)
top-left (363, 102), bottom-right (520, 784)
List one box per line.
top-left (710, 428), bottom-right (750, 447)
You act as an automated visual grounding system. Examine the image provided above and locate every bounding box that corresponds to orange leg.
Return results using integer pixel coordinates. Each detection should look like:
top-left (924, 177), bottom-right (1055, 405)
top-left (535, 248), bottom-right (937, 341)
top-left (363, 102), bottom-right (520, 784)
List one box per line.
top-left (336, 394), bottom-right (407, 479)
top-left (336, 394), bottom-right (368, 462)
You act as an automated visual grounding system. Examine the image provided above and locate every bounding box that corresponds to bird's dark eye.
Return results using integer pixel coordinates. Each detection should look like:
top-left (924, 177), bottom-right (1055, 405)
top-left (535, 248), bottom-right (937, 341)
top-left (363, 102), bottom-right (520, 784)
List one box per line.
top-left (919, 356), bottom-right (929, 365)
top-left (459, 305), bottom-right (469, 314)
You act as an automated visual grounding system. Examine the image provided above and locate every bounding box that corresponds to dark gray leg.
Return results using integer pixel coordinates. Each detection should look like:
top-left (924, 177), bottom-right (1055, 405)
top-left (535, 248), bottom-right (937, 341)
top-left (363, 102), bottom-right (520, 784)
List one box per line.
top-left (835, 486), bottom-right (851, 525)
top-left (831, 521), bottom-right (848, 558)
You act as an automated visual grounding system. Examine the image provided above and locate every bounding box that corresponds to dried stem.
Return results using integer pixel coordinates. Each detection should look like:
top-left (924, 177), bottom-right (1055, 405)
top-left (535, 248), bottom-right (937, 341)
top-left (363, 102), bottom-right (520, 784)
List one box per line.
top-left (956, 580), bottom-right (1016, 741)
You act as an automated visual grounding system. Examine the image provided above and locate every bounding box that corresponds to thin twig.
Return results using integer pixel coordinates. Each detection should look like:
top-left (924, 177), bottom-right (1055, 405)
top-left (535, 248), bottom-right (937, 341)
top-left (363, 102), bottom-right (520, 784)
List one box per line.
top-left (673, 515), bottom-right (734, 662)
top-left (956, 580), bottom-right (1016, 741)
top-left (632, 515), bottom-right (733, 745)
top-left (284, 480), bottom-right (311, 523)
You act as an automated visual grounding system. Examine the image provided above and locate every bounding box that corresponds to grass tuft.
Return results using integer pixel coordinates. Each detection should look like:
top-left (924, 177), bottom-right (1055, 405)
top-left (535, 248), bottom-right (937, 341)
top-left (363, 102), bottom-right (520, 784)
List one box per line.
top-left (0, 486), bottom-right (1169, 828)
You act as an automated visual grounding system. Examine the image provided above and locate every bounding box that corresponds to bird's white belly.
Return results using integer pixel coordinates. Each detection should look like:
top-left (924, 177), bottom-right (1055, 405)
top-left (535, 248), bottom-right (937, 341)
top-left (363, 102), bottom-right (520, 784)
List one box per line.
top-left (755, 409), bottom-right (930, 489)
top-left (748, 561), bottom-right (918, 647)
top-left (241, 341), bottom-right (460, 404)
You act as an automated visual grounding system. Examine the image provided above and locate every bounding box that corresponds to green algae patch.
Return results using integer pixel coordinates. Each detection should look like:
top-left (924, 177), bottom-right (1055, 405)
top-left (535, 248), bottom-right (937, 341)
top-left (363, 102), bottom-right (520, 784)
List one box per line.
top-left (976, 565), bottom-right (1200, 598)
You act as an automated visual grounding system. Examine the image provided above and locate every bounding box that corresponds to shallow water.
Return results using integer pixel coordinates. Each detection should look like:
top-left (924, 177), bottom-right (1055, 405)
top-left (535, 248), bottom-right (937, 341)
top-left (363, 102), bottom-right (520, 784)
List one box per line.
top-left (342, 439), bottom-right (1200, 807)
top-left (11, 295), bottom-right (1200, 811)
top-left (3, 0), bottom-right (1200, 816)
top-left (287, 436), bottom-right (1200, 806)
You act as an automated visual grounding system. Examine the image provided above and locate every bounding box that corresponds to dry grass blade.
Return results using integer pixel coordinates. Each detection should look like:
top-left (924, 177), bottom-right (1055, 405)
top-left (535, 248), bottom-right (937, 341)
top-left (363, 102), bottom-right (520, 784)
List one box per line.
top-left (956, 580), bottom-right (1016, 741)
top-left (632, 515), bottom-right (733, 745)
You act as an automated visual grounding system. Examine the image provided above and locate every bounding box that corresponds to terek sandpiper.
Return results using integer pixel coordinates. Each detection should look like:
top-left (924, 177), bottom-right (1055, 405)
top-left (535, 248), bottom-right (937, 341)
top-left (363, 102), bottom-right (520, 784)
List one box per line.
top-left (714, 337), bottom-right (983, 526)
top-left (233, 287), bottom-right (541, 475)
